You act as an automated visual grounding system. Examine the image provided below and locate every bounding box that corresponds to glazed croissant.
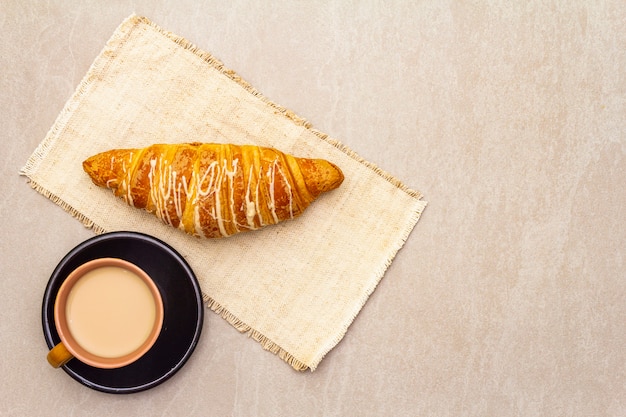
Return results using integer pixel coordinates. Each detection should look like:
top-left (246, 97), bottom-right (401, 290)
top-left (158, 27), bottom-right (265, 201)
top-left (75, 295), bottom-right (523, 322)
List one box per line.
top-left (83, 143), bottom-right (344, 238)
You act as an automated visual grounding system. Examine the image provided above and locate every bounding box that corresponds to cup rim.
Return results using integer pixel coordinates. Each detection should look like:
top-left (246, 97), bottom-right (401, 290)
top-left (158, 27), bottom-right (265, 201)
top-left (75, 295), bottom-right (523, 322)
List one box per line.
top-left (53, 257), bottom-right (164, 369)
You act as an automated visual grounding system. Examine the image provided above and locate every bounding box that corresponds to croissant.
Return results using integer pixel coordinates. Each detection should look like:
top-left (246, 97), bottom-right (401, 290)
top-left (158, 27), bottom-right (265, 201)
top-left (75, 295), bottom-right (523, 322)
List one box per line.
top-left (83, 143), bottom-right (344, 238)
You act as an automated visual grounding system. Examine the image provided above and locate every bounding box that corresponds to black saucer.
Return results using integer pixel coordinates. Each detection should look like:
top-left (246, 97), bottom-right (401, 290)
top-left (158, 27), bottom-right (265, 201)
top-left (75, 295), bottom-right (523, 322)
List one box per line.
top-left (42, 231), bottom-right (204, 394)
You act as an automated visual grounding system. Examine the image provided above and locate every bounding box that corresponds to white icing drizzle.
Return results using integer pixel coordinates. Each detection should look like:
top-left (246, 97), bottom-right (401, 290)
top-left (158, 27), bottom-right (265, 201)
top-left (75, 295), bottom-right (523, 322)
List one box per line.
top-left (194, 159), bottom-right (228, 236)
top-left (244, 168), bottom-right (257, 229)
top-left (224, 158), bottom-right (240, 236)
top-left (122, 152), bottom-right (134, 206)
top-left (158, 159), bottom-right (174, 226)
top-left (105, 156), bottom-right (117, 188)
top-left (193, 161), bottom-right (219, 235)
top-left (264, 159), bottom-right (294, 222)
top-left (193, 205), bottom-right (202, 236)
top-left (266, 161), bottom-right (279, 224)
top-left (254, 171), bottom-right (264, 227)
top-left (132, 148), bottom-right (295, 238)
top-left (148, 158), bottom-right (157, 208)
top-left (177, 174), bottom-right (189, 231)
top-left (273, 161), bottom-right (294, 219)
top-left (147, 157), bottom-right (174, 227)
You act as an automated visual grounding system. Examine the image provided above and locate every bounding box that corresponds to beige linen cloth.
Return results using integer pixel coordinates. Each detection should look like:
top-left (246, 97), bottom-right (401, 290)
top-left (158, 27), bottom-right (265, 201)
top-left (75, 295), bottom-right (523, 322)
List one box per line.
top-left (21, 15), bottom-right (426, 371)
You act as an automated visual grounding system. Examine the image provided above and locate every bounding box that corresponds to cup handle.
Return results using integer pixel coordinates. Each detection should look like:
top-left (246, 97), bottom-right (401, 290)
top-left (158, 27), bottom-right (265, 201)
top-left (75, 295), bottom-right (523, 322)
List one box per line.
top-left (47, 342), bottom-right (74, 368)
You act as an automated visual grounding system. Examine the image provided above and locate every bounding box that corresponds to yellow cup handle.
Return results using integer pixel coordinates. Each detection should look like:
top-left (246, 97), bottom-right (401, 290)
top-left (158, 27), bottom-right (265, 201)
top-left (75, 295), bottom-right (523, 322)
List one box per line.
top-left (47, 342), bottom-right (74, 368)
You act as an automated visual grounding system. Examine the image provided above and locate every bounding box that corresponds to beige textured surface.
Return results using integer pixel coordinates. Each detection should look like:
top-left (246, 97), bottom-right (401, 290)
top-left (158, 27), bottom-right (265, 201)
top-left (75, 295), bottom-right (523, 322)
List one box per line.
top-left (2, 1), bottom-right (625, 416)
top-left (20, 14), bottom-right (426, 372)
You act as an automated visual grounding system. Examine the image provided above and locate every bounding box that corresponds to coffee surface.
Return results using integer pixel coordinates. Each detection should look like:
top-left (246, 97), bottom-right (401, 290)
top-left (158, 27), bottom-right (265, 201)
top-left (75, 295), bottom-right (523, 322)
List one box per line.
top-left (66, 266), bottom-right (157, 358)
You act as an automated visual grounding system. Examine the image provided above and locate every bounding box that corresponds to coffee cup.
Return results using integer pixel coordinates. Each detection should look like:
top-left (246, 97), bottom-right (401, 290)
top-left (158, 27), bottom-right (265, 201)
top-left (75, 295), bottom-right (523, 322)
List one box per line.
top-left (47, 258), bottom-right (164, 369)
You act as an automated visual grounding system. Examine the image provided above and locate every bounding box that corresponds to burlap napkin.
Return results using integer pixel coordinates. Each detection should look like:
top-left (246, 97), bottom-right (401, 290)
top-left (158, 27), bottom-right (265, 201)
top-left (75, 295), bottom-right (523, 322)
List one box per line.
top-left (21, 15), bottom-right (426, 371)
